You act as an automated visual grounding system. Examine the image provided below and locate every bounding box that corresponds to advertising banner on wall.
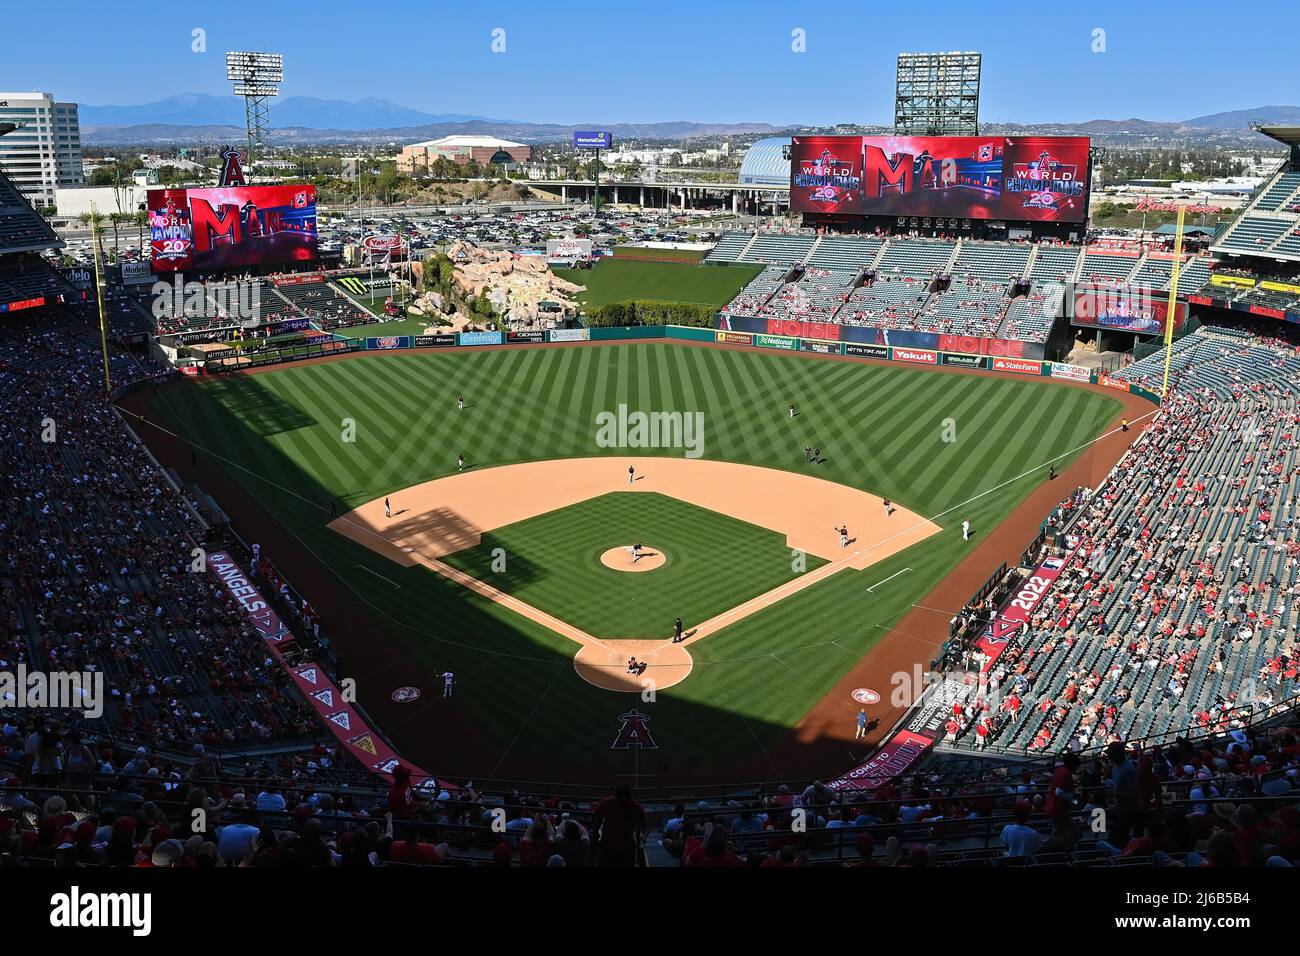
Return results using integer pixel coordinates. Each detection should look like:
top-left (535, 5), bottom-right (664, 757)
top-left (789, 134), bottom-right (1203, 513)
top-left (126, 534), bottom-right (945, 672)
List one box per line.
top-left (548, 328), bottom-right (591, 342)
top-left (844, 342), bottom-right (890, 359)
top-left (459, 330), bottom-right (504, 346)
top-left (754, 333), bottom-right (797, 350)
top-left (367, 335), bottom-right (410, 350)
top-left (800, 339), bottom-right (842, 355)
top-left (992, 357), bottom-right (1044, 375)
top-left (825, 729), bottom-right (935, 794)
top-left (1050, 361), bottom-right (1091, 382)
top-left (414, 333), bottom-right (456, 348)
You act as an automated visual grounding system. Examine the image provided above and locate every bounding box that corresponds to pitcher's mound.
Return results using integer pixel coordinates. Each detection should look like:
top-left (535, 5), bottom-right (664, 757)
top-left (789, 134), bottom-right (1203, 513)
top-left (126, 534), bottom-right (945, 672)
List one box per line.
top-left (599, 545), bottom-right (666, 573)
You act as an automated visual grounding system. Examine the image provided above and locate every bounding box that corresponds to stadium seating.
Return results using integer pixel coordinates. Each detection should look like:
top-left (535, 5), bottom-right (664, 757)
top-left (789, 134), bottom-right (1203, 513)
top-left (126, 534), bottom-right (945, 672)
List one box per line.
top-left (1081, 249), bottom-right (1141, 284)
top-left (1030, 245), bottom-right (1083, 283)
top-left (738, 233), bottom-right (816, 265)
top-left (704, 232), bottom-right (751, 263)
top-left (875, 238), bottom-right (955, 275)
top-left (805, 235), bottom-right (883, 271)
top-left (951, 240), bottom-right (1031, 279)
top-left (721, 265), bottom-right (788, 317)
top-left (1217, 216), bottom-right (1293, 254)
top-left (276, 281), bottom-right (373, 329)
top-left (999, 282), bottom-right (1064, 343)
top-left (761, 268), bottom-right (858, 322)
top-left (942, 324), bottom-right (1300, 760)
top-left (1254, 171), bottom-right (1300, 212)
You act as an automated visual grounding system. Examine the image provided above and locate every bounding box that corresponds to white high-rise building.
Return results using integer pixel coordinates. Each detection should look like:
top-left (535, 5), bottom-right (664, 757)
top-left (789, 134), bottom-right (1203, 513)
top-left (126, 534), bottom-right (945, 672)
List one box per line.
top-left (0, 91), bottom-right (84, 206)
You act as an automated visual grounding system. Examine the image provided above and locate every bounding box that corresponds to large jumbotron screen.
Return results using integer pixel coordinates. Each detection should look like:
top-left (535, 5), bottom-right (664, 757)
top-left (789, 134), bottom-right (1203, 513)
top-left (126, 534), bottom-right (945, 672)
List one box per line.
top-left (147, 185), bottom-right (318, 273)
top-left (790, 135), bottom-right (1090, 223)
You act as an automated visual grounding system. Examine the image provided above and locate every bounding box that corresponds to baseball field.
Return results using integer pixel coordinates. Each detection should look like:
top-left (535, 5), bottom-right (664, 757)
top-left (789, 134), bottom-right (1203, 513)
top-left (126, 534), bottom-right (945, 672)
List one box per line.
top-left (132, 340), bottom-right (1137, 787)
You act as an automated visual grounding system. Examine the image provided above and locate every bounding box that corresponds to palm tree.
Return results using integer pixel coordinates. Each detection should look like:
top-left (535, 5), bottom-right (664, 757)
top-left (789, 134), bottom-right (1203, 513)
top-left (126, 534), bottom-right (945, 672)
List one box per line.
top-left (133, 210), bottom-right (148, 251)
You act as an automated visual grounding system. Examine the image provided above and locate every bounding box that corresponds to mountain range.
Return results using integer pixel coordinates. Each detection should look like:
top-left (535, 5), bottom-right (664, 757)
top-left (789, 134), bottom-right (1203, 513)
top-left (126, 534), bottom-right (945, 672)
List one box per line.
top-left (76, 94), bottom-right (1300, 147)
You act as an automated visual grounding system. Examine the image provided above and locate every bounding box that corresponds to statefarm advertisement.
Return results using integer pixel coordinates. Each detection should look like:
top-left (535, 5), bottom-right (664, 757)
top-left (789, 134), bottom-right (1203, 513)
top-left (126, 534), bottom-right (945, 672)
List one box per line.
top-left (148, 184), bottom-right (318, 273)
top-left (790, 135), bottom-right (1089, 223)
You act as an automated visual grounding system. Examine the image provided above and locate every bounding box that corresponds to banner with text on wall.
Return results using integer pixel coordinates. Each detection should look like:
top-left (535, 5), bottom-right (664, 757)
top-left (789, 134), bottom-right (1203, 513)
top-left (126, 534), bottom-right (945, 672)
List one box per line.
top-left (204, 550), bottom-right (448, 792)
top-left (719, 316), bottom-right (1047, 360)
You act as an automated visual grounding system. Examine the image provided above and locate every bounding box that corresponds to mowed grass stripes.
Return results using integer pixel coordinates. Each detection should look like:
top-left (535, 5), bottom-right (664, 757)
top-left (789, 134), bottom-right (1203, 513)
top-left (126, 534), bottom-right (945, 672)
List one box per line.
top-left (442, 492), bottom-right (826, 638)
top-left (151, 343), bottom-right (1122, 781)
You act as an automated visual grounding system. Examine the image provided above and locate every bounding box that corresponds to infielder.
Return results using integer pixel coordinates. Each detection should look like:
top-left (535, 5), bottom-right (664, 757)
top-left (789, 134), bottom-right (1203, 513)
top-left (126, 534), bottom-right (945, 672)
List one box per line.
top-left (837, 525), bottom-right (849, 548)
top-left (385, 497), bottom-right (392, 518)
top-left (672, 616), bottom-right (684, 643)
top-left (962, 518), bottom-right (971, 541)
top-left (458, 453), bottom-right (465, 472)
top-left (628, 465), bottom-right (635, 485)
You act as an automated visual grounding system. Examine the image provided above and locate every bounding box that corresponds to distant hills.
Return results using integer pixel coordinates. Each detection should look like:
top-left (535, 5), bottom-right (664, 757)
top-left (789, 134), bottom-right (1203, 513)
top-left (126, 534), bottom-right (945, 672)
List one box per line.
top-left (79, 93), bottom-right (505, 130)
top-left (77, 94), bottom-right (1300, 147)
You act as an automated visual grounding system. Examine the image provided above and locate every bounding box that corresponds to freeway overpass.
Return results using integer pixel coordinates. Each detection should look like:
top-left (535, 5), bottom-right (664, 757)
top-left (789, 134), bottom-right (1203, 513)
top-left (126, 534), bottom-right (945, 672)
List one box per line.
top-left (524, 179), bottom-right (789, 215)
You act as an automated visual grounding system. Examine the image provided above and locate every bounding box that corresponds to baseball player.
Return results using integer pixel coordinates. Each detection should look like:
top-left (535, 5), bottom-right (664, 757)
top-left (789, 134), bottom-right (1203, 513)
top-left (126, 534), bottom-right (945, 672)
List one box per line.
top-left (1048, 463), bottom-right (1057, 481)
top-left (442, 670), bottom-right (454, 698)
top-left (855, 708), bottom-right (868, 740)
top-left (457, 394), bottom-right (465, 412)
top-left (837, 525), bottom-right (849, 548)
top-left (458, 453), bottom-right (465, 472)
top-left (672, 616), bottom-right (684, 643)
top-left (1121, 418), bottom-right (1129, 433)
top-left (962, 518), bottom-right (971, 541)
top-left (788, 402), bottom-right (797, 419)
top-left (882, 497), bottom-right (892, 517)
top-left (632, 542), bottom-right (643, 562)
top-left (384, 497), bottom-right (392, 518)
top-left (628, 465), bottom-right (635, 485)
top-left (803, 445), bottom-right (813, 463)
top-left (813, 446), bottom-right (821, 465)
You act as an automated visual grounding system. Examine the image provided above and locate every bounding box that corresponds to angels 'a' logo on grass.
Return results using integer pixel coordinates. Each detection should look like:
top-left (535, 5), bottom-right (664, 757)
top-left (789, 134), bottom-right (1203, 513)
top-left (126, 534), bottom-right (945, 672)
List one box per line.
top-left (611, 709), bottom-right (657, 750)
top-left (392, 686), bottom-right (421, 702)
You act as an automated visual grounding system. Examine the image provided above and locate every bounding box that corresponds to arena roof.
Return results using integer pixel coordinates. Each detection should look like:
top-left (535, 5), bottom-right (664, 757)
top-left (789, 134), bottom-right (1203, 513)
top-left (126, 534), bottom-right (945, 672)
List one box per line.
top-left (407, 134), bottom-right (527, 149)
top-left (738, 137), bottom-right (791, 187)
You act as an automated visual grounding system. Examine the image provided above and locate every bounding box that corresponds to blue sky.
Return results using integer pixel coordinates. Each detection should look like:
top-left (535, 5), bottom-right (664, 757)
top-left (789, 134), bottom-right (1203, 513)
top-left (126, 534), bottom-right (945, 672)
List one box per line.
top-left (3, 0), bottom-right (1294, 124)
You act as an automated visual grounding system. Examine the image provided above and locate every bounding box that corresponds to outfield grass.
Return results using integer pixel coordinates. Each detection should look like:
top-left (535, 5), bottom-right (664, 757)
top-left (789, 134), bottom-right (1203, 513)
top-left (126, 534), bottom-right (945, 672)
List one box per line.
top-left (554, 258), bottom-right (760, 309)
top-left (149, 342), bottom-right (1122, 780)
top-left (336, 316), bottom-right (450, 339)
top-left (443, 492), bottom-right (826, 638)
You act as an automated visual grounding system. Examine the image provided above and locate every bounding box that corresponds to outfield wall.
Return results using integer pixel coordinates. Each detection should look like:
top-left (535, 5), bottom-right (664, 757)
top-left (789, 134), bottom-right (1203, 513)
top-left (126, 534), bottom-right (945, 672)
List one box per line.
top-left (203, 321), bottom-right (1160, 407)
top-left (717, 314), bottom-right (1050, 361)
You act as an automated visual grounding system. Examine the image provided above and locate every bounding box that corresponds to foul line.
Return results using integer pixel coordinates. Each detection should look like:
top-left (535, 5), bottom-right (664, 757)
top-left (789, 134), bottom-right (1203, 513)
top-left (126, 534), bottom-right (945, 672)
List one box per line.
top-left (867, 567), bottom-right (913, 592)
top-left (355, 564), bottom-right (401, 589)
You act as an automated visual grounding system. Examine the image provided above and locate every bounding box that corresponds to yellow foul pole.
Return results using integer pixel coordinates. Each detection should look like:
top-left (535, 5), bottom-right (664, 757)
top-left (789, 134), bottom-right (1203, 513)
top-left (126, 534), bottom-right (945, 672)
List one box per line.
top-left (1159, 205), bottom-right (1187, 403)
top-left (89, 202), bottom-right (112, 398)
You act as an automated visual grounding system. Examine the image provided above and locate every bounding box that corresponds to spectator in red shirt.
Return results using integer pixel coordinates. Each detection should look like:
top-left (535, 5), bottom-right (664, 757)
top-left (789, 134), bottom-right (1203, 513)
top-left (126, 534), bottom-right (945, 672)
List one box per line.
top-left (590, 786), bottom-right (646, 867)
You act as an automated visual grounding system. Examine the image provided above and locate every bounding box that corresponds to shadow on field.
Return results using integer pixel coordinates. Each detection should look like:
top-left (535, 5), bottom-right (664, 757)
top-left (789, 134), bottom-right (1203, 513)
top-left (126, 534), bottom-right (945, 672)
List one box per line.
top-left (207, 375), bottom-right (318, 436)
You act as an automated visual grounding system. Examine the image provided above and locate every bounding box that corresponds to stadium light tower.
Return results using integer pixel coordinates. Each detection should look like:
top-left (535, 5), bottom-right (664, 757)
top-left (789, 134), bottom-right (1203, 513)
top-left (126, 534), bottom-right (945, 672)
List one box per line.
top-left (226, 50), bottom-right (283, 165)
top-left (895, 51), bottom-right (981, 136)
